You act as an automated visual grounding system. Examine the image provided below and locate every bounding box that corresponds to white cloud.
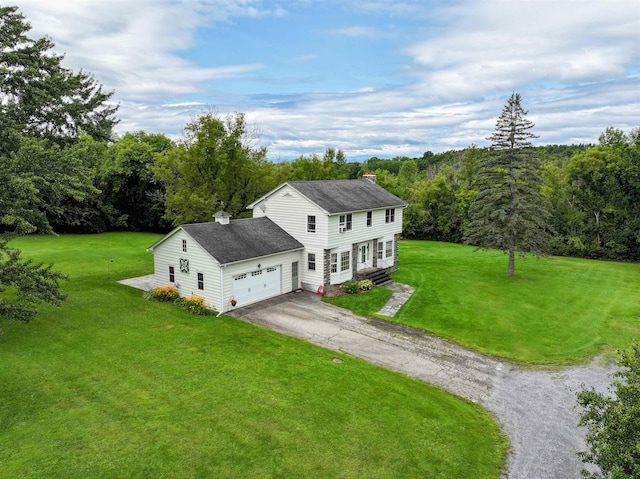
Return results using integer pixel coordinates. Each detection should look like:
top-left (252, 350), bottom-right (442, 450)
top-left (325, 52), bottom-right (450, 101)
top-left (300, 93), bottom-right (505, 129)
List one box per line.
top-left (330, 25), bottom-right (394, 38)
top-left (9, 0), bottom-right (639, 161)
top-left (406, 0), bottom-right (639, 100)
top-left (14, 0), bottom-right (273, 100)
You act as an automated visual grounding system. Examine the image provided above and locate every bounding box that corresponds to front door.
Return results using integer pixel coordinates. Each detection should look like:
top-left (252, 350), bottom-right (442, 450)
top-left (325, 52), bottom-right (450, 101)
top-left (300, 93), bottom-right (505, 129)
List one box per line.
top-left (292, 261), bottom-right (298, 290)
top-left (357, 242), bottom-right (370, 271)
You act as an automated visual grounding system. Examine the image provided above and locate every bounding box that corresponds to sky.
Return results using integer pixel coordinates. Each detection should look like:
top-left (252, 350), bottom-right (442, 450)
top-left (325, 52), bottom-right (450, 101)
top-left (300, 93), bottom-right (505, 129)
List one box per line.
top-left (12, 0), bottom-right (640, 161)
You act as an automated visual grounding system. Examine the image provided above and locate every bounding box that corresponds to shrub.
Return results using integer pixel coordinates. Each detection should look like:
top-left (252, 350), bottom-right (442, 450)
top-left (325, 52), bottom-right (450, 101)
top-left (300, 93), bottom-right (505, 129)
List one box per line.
top-left (175, 295), bottom-right (212, 316)
top-left (144, 285), bottom-right (179, 302)
top-left (358, 279), bottom-right (374, 291)
top-left (576, 344), bottom-right (640, 478)
top-left (342, 281), bottom-right (359, 294)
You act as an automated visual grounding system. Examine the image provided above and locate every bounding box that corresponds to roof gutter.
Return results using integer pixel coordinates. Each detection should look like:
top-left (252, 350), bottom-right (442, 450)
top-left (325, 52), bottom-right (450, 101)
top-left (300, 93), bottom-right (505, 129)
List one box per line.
top-left (219, 246), bottom-right (305, 267)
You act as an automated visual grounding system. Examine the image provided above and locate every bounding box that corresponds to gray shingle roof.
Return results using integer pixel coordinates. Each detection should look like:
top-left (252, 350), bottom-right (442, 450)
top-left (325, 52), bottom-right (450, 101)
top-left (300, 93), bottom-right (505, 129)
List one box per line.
top-left (287, 180), bottom-right (407, 214)
top-left (181, 217), bottom-right (303, 265)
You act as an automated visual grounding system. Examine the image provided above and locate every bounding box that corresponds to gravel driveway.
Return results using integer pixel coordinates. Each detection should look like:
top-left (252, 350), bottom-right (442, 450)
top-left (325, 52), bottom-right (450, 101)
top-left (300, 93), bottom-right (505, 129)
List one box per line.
top-left (229, 290), bottom-right (616, 479)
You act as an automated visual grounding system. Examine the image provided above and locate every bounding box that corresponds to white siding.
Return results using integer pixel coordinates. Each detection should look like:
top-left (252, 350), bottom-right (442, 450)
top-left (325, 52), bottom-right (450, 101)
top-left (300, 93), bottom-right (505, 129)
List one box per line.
top-left (151, 229), bottom-right (223, 310)
top-left (327, 208), bottom-right (403, 248)
top-left (300, 247), bottom-right (325, 292)
top-left (250, 185), bottom-right (329, 291)
top-left (252, 185), bottom-right (329, 250)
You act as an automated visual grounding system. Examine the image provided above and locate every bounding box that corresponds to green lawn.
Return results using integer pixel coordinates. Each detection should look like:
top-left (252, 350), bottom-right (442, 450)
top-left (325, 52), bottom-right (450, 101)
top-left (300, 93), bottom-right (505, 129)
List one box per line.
top-left (0, 233), bottom-right (506, 478)
top-left (384, 241), bottom-right (639, 364)
top-left (325, 287), bottom-right (393, 316)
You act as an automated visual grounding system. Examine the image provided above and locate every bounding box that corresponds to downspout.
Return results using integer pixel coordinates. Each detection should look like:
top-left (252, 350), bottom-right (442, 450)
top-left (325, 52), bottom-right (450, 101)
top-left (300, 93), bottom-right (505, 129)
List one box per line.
top-left (216, 264), bottom-right (225, 317)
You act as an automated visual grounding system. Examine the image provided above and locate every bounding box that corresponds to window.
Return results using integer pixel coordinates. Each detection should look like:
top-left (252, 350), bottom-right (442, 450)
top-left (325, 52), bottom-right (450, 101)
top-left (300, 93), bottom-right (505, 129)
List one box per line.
top-left (385, 208), bottom-right (395, 223)
top-left (182, 239), bottom-right (187, 252)
top-left (339, 214), bottom-right (352, 231)
top-left (267, 267), bottom-right (277, 273)
top-left (330, 253), bottom-right (338, 273)
top-left (197, 273), bottom-right (204, 290)
top-left (169, 266), bottom-right (175, 283)
top-left (366, 211), bottom-right (372, 227)
top-left (340, 251), bottom-right (350, 271)
top-left (234, 273), bottom-right (246, 280)
top-left (307, 215), bottom-right (316, 233)
top-left (377, 242), bottom-right (383, 260)
top-left (251, 270), bottom-right (262, 276)
top-left (386, 240), bottom-right (393, 258)
top-left (308, 253), bottom-right (316, 271)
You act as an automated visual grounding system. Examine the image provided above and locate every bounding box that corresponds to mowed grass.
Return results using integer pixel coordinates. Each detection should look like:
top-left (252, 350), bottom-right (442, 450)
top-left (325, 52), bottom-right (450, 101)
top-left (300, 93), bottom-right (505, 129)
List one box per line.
top-left (0, 233), bottom-right (506, 479)
top-left (386, 240), bottom-right (640, 364)
top-left (325, 288), bottom-right (393, 316)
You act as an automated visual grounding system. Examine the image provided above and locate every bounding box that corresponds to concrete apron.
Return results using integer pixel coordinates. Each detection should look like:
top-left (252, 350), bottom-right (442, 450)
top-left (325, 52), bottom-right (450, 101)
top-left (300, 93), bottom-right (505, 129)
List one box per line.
top-left (228, 290), bottom-right (615, 479)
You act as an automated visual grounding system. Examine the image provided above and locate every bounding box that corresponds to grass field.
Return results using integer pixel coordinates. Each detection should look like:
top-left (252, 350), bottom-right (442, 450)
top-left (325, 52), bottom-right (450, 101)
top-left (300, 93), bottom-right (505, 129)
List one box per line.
top-left (386, 241), bottom-right (640, 364)
top-left (0, 233), bottom-right (506, 478)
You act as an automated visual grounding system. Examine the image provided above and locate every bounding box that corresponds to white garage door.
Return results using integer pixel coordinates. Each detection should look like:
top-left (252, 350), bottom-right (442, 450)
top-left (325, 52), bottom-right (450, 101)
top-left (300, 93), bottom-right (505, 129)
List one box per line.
top-left (232, 266), bottom-right (281, 307)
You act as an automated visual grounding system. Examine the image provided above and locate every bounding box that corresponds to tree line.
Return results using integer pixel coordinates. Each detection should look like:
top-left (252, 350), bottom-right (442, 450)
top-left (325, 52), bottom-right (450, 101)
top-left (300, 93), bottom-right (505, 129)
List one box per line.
top-left (386, 126), bottom-right (640, 262)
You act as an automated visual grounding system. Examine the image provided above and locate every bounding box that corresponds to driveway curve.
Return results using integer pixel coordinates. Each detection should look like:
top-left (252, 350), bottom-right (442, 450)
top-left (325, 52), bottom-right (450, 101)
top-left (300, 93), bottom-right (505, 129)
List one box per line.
top-left (229, 290), bottom-right (615, 479)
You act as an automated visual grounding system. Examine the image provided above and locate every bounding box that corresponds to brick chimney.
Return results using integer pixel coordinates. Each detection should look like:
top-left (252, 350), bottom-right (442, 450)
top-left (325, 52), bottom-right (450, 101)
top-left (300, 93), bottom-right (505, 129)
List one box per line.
top-left (363, 172), bottom-right (377, 183)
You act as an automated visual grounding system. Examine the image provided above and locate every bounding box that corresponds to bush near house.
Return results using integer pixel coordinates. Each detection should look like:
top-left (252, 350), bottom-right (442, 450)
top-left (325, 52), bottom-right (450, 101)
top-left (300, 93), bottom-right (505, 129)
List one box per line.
top-left (342, 280), bottom-right (359, 294)
top-left (174, 295), bottom-right (213, 316)
top-left (144, 288), bottom-right (213, 316)
top-left (143, 285), bottom-right (179, 302)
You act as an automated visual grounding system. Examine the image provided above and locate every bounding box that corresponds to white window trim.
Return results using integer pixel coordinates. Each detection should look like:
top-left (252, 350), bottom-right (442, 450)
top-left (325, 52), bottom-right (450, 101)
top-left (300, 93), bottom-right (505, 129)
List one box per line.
top-left (385, 208), bottom-right (395, 223)
top-left (307, 215), bottom-right (316, 233)
top-left (340, 251), bottom-right (350, 271)
top-left (339, 214), bottom-right (353, 231)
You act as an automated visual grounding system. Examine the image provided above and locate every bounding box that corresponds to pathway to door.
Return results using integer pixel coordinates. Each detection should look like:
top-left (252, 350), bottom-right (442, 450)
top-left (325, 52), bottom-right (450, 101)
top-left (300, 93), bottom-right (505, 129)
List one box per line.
top-left (229, 289), bottom-right (614, 479)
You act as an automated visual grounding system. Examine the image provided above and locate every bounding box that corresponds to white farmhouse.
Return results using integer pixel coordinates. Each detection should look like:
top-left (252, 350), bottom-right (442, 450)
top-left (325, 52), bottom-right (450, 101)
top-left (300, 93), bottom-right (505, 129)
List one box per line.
top-left (147, 176), bottom-right (407, 313)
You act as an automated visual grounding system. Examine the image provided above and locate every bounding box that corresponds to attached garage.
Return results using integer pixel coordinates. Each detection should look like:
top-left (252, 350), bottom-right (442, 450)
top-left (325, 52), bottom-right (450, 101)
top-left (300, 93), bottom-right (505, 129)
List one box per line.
top-left (232, 266), bottom-right (281, 306)
top-left (147, 215), bottom-right (303, 313)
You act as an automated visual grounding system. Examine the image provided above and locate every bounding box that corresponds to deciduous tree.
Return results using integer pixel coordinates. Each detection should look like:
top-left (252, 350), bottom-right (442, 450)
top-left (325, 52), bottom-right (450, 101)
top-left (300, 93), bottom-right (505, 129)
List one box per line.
top-left (464, 93), bottom-right (552, 276)
top-left (577, 345), bottom-right (640, 479)
top-left (98, 132), bottom-right (174, 232)
top-left (154, 112), bottom-right (270, 224)
top-left (0, 6), bottom-right (118, 156)
top-left (0, 5), bottom-right (117, 322)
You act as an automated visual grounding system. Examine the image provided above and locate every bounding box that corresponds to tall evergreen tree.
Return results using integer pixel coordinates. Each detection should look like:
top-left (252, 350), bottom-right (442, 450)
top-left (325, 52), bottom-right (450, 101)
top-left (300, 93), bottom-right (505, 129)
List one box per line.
top-left (464, 93), bottom-right (552, 276)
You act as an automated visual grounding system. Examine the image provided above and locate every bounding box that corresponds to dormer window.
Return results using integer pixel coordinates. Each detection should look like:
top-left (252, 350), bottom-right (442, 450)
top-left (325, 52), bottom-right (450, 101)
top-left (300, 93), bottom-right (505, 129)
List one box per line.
top-left (339, 214), bottom-right (352, 231)
top-left (307, 215), bottom-right (316, 233)
top-left (385, 208), bottom-right (395, 223)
